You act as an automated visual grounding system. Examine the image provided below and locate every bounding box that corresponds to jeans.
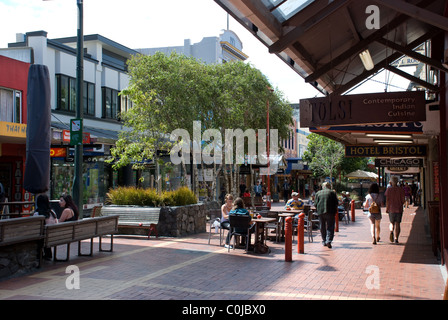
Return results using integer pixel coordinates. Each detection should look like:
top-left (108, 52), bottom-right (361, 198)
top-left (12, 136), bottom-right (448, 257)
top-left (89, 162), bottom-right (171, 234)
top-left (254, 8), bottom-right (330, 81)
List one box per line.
top-left (318, 213), bottom-right (335, 244)
top-left (221, 221), bottom-right (231, 245)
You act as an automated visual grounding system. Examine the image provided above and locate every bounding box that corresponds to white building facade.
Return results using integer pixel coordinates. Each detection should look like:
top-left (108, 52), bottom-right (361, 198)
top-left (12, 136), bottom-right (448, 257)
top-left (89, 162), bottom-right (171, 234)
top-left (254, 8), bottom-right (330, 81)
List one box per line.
top-left (1, 30), bottom-right (136, 208)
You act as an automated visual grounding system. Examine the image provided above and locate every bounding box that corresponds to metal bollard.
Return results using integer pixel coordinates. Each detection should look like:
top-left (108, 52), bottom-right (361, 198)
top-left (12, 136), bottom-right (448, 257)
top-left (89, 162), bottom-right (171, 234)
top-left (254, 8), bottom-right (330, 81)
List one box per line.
top-left (335, 211), bottom-right (339, 232)
top-left (351, 200), bottom-right (356, 222)
top-left (297, 212), bottom-right (305, 254)
top-left (285, 216), bottom-right (292, 262)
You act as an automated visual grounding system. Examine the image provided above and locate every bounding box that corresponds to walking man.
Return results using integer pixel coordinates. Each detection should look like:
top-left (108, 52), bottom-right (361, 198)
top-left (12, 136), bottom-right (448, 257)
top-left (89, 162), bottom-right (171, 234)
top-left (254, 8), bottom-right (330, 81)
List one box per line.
top-left (315, 182), bottom-right (339, 248)
top-left (385, 176), bottom-right (405, 243)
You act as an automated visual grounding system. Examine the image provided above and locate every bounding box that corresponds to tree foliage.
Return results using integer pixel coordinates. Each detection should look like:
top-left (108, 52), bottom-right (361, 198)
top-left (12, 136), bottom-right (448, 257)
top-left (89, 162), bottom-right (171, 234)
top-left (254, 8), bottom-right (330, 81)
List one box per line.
top-left (109, 51), bottom-right (293, 195)
top-left (303, 133), bottom-right (344, 182)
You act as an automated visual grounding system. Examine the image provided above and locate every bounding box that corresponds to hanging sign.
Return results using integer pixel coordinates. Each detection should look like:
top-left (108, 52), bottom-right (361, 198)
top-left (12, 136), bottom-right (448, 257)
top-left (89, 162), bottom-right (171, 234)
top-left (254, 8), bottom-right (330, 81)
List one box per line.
top-left (300, 91), bottom-right (426, 127)
top-left (345, 145), bottom-right (427, 157)
top-left (70, 118), bottom-right (83, 146)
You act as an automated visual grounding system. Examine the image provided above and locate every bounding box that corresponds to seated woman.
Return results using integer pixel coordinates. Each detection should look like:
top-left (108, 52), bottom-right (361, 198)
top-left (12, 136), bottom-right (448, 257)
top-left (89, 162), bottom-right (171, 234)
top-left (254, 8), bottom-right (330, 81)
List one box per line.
top-left (229, 197), bottom-right (255, 247)
top-left (58, 194), bottom-right (79, 222)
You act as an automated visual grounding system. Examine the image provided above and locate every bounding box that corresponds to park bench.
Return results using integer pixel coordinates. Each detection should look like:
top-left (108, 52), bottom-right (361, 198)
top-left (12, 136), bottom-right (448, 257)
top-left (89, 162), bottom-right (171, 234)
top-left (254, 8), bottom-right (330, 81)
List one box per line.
top-left (44, 215), bottom-right (119, 262)
top-left (99, 206), bottom-right (160, 239)
top-left (0, 216), bottom-right (45, 247)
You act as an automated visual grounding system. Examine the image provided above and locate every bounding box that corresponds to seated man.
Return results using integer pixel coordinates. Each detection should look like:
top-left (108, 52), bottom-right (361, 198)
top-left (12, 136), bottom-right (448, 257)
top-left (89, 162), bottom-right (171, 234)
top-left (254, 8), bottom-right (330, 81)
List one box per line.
top-left (285, 192), bottom-right (305, 210)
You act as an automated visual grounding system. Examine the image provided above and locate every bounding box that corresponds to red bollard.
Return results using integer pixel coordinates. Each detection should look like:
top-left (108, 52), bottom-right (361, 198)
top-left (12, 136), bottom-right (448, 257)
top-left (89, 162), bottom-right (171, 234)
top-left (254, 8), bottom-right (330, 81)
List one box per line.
top-left (351, 200), bottom-right (356, 222)
top-left (335, 211), bottom-right (339, 232)
top-left (297, 212), bottom-right (305, 254)
top-left (285, 216), bottom-right (292, 262)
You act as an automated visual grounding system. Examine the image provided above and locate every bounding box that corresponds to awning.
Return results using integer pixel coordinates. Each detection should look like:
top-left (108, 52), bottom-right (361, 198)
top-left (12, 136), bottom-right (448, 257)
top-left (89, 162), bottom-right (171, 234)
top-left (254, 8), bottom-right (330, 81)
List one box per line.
top-left (51, 122), bottom-right (119, 144)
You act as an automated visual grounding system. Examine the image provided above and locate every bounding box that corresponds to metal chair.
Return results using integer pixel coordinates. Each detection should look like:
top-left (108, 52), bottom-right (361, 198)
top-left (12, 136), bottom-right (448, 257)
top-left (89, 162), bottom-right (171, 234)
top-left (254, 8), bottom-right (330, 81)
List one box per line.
top-left (208, 209), bottom-right (225, 246)
top-left (342, 201), bottom-right (350, 224)
top-left (228, 214), bottom-right (253, 252)
top-left (265, 215), bottom-right (280, 243)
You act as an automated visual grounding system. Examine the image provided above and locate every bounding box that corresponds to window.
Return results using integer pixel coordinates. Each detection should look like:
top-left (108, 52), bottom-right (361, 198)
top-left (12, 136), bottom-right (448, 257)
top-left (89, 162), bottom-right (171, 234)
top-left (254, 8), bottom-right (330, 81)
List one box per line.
top-left (102, 87), bottom-right (120, 119)
top-left (0, 87), bottom-right (22, 123)
top-left (120, 94), bottom-right (133, 114)
top-left (83, 81), bottom-right (95, 116)
top-left (56, 74), bottom-right (95, 116)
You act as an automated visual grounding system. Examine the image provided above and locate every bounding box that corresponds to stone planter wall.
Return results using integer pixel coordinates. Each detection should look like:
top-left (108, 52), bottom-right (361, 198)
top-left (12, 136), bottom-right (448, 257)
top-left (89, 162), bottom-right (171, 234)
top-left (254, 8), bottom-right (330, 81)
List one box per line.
top-left (0, 241), bottom-right (40, 280)
top-left (115, 201), bottom-right (220, 238)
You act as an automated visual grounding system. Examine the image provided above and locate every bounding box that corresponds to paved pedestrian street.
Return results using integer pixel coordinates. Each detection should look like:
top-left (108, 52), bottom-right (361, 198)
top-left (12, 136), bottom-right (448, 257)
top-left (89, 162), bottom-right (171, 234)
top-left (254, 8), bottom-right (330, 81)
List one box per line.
top-left (0, 205), bottom-right (445, 304)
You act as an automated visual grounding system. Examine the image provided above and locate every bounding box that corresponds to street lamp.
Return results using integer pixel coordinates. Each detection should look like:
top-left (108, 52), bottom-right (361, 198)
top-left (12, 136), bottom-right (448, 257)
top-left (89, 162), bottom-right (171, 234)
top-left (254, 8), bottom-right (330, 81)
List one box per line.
top-left (74, 0), bottom-right (84, 219)
top-left (266, 86), bottom-right (274, 208)
top-left (44, 0), bottom-right (84, 218)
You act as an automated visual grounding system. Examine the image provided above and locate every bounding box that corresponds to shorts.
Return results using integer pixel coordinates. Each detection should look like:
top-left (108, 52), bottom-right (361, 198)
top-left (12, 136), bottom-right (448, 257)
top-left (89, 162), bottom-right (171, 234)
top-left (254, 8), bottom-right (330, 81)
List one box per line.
top-left (388, 212), bottom-right (403, 223)
top-left (368, 212), bottom-right (382, 221)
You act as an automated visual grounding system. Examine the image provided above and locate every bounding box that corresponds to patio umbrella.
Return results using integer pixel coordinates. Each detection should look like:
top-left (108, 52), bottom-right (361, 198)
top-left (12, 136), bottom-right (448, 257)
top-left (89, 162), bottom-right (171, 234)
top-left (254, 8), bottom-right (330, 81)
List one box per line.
top-left (24, 64), bottom-right (51, 194)
top-left (345, 169), bottom-right (378, 180)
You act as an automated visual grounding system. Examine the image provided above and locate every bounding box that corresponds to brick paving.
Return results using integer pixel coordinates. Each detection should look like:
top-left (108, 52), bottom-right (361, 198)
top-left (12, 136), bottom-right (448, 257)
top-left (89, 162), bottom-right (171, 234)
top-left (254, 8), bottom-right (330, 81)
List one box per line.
top-left (0, 204), bottom-right (446, 301)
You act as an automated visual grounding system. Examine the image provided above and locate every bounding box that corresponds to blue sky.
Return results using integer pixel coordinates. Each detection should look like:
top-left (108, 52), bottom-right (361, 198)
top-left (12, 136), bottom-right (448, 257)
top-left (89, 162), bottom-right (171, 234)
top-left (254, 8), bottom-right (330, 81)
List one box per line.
top-left (0, 0), bottom-right (410, 103)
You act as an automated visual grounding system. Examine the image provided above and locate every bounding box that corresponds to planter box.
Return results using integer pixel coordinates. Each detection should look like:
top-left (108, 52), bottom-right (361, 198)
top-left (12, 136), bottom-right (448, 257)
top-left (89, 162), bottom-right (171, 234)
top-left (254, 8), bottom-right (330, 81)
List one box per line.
top-left (105, 201), bottom-right (220, 238)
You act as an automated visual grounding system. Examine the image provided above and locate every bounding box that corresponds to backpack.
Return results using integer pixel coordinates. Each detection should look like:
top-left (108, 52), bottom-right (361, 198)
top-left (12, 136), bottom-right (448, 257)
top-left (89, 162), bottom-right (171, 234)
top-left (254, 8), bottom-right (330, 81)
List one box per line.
top-left (369, 195), bottom-right (380, 214)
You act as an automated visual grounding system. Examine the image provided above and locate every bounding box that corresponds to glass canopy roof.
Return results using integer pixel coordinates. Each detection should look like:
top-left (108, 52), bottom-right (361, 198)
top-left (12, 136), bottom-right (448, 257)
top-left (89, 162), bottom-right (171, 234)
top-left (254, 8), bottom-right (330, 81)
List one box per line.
top-left (264, 0), bottom-right (315, 22)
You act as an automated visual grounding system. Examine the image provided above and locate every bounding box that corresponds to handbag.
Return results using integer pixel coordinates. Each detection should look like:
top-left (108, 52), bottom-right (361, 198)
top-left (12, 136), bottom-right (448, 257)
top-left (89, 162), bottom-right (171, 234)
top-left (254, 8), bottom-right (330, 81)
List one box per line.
top-left (369, 195), bottom-right (380, 214)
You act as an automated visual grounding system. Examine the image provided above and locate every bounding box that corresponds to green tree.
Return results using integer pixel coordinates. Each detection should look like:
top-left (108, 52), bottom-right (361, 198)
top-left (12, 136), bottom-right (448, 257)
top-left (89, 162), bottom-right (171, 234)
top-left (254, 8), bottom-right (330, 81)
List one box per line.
top-left (303, 133), bottom-right (345, 183)
top-left (111, 52), bottom-right (293, 198)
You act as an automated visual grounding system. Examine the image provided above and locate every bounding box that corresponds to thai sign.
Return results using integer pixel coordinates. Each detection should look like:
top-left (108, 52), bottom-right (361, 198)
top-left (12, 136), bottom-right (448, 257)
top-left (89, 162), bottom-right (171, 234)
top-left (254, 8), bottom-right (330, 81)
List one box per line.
top-left (345, 145), bottom-right (427, 157)
top-left (300, 91), bottom-right (426, 127)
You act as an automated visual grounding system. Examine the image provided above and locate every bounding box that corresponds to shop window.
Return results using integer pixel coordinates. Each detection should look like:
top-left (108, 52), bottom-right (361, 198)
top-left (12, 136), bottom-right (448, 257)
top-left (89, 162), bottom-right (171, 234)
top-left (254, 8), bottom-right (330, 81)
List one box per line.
top-left (0, 88), bottom-right (22, 123)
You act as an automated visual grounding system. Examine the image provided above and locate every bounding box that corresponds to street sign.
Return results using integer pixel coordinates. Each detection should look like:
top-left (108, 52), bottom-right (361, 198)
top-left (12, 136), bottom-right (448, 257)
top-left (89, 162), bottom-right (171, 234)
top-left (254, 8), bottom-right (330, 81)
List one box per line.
top-left (70, 118), bottom-right (83, 145)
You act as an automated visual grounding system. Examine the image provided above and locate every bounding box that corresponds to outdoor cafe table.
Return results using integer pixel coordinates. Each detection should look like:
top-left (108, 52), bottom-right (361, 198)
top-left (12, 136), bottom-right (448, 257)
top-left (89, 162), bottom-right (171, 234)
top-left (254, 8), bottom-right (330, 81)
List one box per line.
top-left (251, 217), bottom-right (276, 254)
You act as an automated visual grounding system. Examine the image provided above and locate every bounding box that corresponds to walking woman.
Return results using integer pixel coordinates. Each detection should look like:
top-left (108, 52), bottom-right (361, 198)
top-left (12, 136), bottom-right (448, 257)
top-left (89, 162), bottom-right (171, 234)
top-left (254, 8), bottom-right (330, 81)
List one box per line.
top-left (363, 183), bottom-right (383, 244)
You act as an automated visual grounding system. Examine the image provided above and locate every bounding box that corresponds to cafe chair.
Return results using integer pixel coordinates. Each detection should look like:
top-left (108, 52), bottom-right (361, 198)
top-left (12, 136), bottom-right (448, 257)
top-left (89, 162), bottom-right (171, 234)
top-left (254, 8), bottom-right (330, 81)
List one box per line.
top-left (228, 214), bottom-right (254, 252)
top-left (341, 202), bottom-right (350, 224)
top-left (208, 209), bottom-right (225, 246)
top-left (293, 210), bottom-right (316, 243)
top-left (265, 216), bottom-right (280, 243)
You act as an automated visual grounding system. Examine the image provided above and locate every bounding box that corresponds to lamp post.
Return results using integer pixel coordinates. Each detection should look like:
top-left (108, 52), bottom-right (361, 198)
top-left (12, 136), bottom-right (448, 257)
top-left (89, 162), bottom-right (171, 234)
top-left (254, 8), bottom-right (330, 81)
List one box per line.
top-left (43, 0), bottom-right (83, 218)
top-left (74, 0), bottom-right (84, 219)
top-left (266, 87), bottom-right (274, 208)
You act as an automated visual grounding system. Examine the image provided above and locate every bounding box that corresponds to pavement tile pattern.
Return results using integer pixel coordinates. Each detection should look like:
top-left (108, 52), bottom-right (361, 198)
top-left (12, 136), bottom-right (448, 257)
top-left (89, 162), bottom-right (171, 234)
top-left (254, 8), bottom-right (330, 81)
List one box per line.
top-left (0, 204), bottom-right (445, 301)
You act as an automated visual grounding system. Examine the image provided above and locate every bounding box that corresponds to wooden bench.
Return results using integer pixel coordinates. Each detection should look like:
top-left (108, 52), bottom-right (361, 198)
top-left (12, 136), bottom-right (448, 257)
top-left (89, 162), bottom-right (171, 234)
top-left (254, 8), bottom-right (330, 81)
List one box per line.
top-left (100, 206), bottom-right (160, 239)
top-left (0, 216), bottom-right (45, 247)
top-left (44, 215), bottom-right (119, 262)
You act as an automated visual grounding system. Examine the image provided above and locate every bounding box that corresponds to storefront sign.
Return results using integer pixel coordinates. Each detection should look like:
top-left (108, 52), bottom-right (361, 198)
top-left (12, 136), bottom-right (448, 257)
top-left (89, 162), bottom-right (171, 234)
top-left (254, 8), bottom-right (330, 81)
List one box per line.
top-left (63, 130), bottom-right (91, 144)
top-left (50, 147), bottom-right (67, 158)
top-left (0, 121), bottom-right (27, 138)
top-left (346, 145), bottom-right (427, 157)
top-left (375, 158), bottom-right (423, 167)
top-left (300, 91), bottom-right (426, 127)
top-left (310, 122), bottom-right (423, 134)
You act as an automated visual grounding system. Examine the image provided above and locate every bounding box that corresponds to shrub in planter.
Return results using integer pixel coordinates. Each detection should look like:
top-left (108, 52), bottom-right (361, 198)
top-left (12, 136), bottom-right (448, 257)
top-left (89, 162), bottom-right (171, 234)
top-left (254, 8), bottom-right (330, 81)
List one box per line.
top-left (106, 186), bottom-right (197, 207)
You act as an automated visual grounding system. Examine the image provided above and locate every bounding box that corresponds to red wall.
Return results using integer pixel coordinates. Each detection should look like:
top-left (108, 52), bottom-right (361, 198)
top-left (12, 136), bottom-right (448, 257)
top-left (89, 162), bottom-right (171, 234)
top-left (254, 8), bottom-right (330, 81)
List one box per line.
top-left (0, 55), bottom-right (30, 123)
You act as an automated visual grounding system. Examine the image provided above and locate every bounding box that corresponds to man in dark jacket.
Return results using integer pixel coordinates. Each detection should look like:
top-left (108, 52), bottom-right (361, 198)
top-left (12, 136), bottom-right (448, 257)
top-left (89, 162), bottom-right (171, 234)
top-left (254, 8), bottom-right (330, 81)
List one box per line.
top-left (315, 182), bottom-right (339, 248)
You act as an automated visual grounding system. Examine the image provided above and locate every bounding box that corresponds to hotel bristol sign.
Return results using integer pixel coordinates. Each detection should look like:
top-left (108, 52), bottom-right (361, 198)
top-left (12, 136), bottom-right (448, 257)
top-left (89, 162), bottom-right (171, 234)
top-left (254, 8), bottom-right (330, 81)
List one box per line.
top-left (300, 91), bottom-right (426, 127)
top-left (346, 145), bottom-right (427, 157)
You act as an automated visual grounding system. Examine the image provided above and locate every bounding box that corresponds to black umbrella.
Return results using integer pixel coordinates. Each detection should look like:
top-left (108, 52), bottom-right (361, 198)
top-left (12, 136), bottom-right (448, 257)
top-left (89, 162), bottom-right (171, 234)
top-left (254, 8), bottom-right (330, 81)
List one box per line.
top-left (24, 64), bottom-right (51, 194)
